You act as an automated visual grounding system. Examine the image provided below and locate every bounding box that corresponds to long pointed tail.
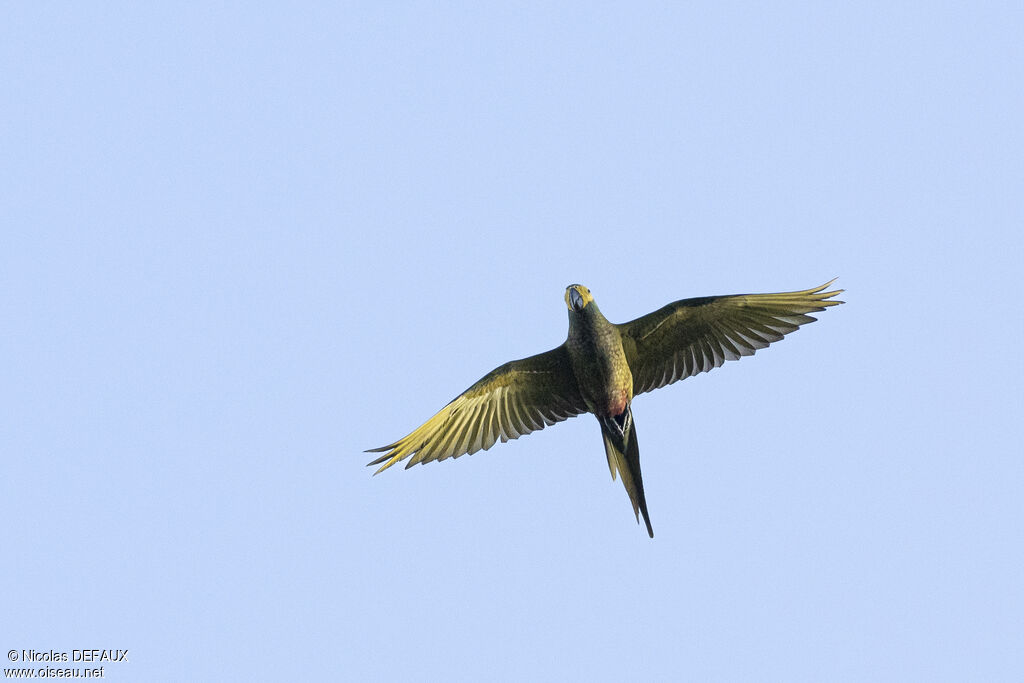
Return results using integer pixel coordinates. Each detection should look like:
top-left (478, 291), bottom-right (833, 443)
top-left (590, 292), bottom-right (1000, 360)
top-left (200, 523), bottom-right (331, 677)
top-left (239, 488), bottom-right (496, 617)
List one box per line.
top-left (600, 406), bottom-right (654, 538)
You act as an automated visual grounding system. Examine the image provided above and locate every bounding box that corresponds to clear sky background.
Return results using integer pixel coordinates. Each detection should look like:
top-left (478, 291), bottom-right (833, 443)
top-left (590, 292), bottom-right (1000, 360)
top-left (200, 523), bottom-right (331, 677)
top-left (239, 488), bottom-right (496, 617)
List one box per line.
top-left (3, 3), bottom-right (1022, 681)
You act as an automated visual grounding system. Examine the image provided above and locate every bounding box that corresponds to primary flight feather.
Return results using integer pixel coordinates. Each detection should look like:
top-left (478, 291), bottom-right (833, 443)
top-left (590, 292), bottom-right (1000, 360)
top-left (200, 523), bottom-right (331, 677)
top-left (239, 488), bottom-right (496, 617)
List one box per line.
top-left (367, 280), bottom-right (844, 537)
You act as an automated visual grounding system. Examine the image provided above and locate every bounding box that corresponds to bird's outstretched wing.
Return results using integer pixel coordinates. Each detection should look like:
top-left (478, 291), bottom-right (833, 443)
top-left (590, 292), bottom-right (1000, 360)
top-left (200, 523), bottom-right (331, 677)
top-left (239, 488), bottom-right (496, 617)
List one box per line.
top-left (619, 280), bottom-right (844, 396)
top-left (367, 346), bottom-right (587, 474)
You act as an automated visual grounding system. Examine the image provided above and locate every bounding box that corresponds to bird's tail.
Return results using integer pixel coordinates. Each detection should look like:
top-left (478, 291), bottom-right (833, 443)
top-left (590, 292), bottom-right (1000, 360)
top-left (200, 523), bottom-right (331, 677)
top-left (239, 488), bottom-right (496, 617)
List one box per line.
top-left (600, 406), bottom-right (654, 538)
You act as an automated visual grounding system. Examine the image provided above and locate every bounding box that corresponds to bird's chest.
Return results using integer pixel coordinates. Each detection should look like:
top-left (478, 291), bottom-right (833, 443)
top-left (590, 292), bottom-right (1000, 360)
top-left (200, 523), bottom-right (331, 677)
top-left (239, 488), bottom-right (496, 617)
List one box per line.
top-left (568, 332), bottom-right (633, 417)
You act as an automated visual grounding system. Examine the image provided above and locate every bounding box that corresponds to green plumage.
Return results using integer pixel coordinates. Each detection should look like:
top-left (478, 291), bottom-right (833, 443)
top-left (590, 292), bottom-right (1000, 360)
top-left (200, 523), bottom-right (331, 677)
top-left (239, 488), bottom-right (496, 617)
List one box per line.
top-left (368, 280), bottom-right (844, 537)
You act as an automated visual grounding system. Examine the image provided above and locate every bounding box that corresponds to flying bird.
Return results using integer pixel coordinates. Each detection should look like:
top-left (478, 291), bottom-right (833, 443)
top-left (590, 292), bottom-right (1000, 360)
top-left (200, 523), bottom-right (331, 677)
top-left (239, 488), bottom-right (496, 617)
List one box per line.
top-left (368, 280), bottom-right (844, 537)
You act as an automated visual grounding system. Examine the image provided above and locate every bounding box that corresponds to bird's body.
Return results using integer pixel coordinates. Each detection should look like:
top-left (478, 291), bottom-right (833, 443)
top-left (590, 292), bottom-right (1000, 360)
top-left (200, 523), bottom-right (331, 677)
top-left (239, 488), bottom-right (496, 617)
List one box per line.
top-left (368, 281), bottom-right (844, 537)
top-left (564, 291), bottom-right (632, 418)
top-left (561, 287), bottom-right (652, 535)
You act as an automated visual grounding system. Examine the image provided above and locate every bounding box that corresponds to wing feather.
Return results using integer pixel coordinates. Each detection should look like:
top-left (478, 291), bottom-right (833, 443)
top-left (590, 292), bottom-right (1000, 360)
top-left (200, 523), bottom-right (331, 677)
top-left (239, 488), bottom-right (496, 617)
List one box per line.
top-left (620, 280), bottom-right (844, 395)
top-left (367, 346), bottom-right (586, 473)
top-left (434, 407), bottom-right (469, 461)
top-left (497, 388), bottom-right (514, 442)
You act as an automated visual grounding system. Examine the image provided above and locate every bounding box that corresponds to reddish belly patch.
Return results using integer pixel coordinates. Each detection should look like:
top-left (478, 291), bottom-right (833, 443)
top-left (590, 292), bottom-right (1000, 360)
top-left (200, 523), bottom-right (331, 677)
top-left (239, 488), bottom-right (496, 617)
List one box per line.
top-left (606, 391), bottom-right (628, 418)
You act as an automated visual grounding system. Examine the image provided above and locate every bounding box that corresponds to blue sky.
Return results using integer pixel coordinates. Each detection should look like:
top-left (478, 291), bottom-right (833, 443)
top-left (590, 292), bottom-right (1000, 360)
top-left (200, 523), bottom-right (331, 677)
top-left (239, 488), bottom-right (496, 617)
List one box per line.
top-left (3, 2), bottom-right (1022, 681)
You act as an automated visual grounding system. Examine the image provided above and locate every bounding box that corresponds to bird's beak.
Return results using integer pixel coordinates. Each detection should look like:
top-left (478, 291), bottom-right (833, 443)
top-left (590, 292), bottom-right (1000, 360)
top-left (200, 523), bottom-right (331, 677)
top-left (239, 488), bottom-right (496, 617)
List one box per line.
top-left (569, 287), bottom-right (585, 311)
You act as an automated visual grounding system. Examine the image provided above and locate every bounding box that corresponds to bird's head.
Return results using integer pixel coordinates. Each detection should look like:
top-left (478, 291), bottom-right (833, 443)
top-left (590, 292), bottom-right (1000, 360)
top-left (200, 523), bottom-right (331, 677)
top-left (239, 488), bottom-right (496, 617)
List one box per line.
top-left (564, 284), bottom-right (594, 313)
